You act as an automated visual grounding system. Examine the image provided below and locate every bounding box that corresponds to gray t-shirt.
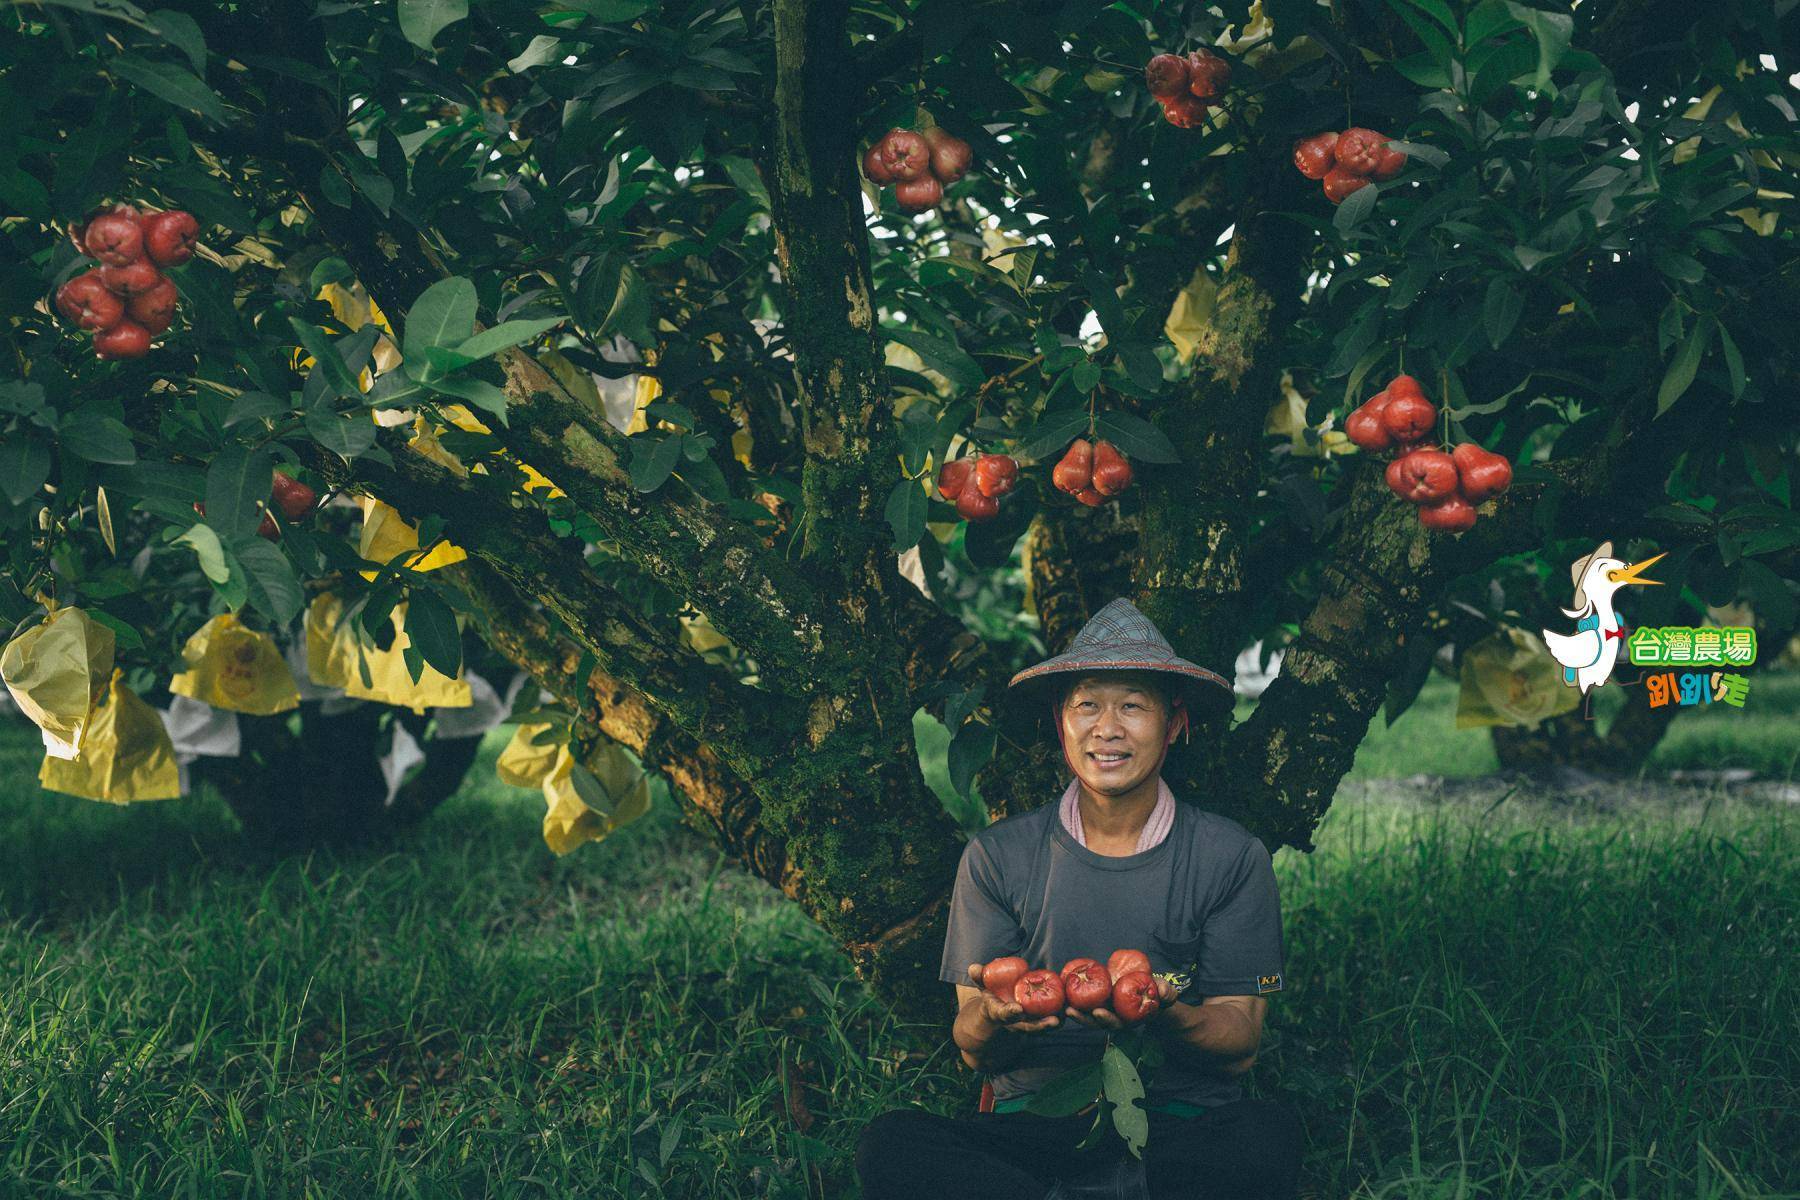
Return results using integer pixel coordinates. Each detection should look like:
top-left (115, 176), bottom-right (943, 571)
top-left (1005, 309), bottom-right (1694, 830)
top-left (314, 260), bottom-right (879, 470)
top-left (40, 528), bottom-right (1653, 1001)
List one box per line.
top-left (939, 797), bottom-right (1286, 1108)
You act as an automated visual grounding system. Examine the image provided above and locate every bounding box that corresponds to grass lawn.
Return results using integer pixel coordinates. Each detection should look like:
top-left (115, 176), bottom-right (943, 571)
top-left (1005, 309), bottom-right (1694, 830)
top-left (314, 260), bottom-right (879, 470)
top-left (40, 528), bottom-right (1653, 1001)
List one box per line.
top-left (1, 674), bottom-right (1795, 1197)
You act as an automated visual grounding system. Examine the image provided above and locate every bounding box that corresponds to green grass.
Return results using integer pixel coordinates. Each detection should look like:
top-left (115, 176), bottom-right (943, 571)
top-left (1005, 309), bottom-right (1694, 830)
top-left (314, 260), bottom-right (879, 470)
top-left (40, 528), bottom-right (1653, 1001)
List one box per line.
top-left (2, 697), bottom-right (1796, 1198)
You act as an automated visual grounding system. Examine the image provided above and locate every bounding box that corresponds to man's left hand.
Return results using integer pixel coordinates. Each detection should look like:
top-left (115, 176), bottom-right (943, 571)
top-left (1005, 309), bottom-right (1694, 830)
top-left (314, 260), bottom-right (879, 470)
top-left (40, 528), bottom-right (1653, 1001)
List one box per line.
top-left (1062, 977), bottom-right (1180, 1031)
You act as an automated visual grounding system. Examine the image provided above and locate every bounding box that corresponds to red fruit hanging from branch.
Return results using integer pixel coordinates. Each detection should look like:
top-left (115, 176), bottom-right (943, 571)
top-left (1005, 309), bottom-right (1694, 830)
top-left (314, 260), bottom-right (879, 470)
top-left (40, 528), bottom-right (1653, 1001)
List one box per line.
top-left (1378, 379), bottom-right (1436, 444)
top-left (894, 174), bottom-right (944, 213)
top-left (936, 457), bottom-right (972, 502)
top-left (1450, 443), bottom-right (1513, 502)
top-left (956, 486), bottom-right (999, 523)
top-left (877, 130), bottom-right (930, 182)
top-left (1344, 387), bottom-right (1394, 451)
top-left (125, 277), bottom-right (179, 335)
top-left (82, 211), bottom-right (144, 267)
top-left (1385, 447), bottom-right (1459, 503)
top-left (93, 320), bottom-right (150, 360)
top-left (1418, 493), bottom-right (1477, 532)
top-left (1052, 438), bottom-right (1094, 496)
top-left (141, 210), bottom-right (200, 266)
top-left (1333, 128), bottom-right (1388, 176)
top-left (270, 472), bottom-right (318, 522)
top-left (1292, 132), bottom-right (1339, 180)
top-left (55, 272), bottom-right (124, 331)
top-left (1184, 49), bottom-right (1231, 99)
top-left (99, 258), bottom-right (163, 297)
top-left (1322, 168), bottom-right (1371, 205)
top-left (1143, 53), bottom-right (1190, 98)
top-left (1159, 93), bottom-right (1211, 129)
top-left (973, 453), bottom-right (1018, 498)
top-left (921, 126), bottom-right (973, 183)
top-left (1090, 440), bottom-right (1133, 497)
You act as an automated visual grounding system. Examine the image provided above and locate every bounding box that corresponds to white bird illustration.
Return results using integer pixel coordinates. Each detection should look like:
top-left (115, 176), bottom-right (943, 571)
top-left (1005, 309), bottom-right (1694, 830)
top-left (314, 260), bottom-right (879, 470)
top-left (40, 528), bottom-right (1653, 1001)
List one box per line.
top-left (1542, 540), bottom-right (1664, 715)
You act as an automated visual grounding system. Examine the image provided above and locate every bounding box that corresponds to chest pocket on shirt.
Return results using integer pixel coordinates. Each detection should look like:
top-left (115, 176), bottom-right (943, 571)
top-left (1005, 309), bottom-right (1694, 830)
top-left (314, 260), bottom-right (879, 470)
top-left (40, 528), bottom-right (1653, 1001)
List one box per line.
top-left (1151, 932), bottom-right (1202, 996)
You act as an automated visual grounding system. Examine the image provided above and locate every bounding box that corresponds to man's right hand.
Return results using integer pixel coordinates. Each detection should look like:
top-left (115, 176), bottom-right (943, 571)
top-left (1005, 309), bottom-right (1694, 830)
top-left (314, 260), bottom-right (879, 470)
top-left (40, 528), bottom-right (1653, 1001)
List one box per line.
top-left (966, 963), bottom-right (1061, 1033)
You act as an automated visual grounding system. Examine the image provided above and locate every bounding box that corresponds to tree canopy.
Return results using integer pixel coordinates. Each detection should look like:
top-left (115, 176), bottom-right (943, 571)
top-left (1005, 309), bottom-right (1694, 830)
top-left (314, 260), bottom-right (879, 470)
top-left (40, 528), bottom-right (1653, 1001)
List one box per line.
top-left (3, 0), bottom-right (1797, 1014)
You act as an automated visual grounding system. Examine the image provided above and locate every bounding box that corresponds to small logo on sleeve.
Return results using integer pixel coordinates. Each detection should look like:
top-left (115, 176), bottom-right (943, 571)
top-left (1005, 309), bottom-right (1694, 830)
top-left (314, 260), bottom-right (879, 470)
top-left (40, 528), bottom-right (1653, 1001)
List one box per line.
top-left (1257, 973), bottom-right (1283, 994)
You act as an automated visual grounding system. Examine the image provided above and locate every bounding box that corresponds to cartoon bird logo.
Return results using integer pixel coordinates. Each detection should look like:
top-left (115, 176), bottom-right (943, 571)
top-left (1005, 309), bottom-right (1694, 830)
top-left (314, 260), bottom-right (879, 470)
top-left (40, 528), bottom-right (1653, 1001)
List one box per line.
top-left (1542, 540), bottom-right (1664, 715)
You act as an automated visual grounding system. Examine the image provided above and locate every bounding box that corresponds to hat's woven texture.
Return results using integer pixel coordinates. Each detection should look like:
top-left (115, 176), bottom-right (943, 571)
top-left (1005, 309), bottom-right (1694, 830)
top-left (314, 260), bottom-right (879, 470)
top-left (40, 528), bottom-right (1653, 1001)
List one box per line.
top-left (1008, 598), bottom-right (1231, 695)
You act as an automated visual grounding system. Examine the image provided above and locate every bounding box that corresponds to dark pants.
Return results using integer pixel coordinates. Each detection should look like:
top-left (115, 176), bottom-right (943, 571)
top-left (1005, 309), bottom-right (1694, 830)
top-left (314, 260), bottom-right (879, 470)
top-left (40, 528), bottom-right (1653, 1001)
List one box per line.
top-left (855, 1099), bottom-right (1303, 1200)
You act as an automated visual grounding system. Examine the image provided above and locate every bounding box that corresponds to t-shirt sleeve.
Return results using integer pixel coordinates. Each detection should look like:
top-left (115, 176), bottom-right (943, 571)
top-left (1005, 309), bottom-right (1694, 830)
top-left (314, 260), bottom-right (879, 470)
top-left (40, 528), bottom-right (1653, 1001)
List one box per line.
top-left (1187, 838), bottom-right (1286, 999)
top-left (938, 835), bottom-right (1022, 988)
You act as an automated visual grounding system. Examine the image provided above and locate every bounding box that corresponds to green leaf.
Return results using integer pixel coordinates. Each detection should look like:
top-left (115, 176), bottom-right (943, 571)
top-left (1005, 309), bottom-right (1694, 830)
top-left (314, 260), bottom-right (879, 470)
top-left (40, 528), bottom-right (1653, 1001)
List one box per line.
top-left (947, 721), bottom-right (996, 800)
top-left (1102, 1044), bottom-right (1149, 1158)
top-left (507, 35), bottom-right (562, 73)
top-left (175, 522), bottom-right (229, 584)
top-left (110, 54), bottom-right (227, 123)
top-left (1116, 342), bottom-right (1165, 394)
top-left (628, 434), bottom-right (683, 492)
top-left (305, 408), bottom-right (378, 459)
top-left (1332, 181), bottom-right (1379, 233)
top-left (224, 391), bottom-right (288, 427)
top-left (289, 317), bottom-right (365, 399)
top-left (1655, 316), bottom-right (1712, 418)
top-left (1081, 269), bottom-right (1129, 342)
top-left (595, 263), bottom-right (653, 346)
top-left (884, 477), bottom-right (926, 552)
top-left (397, 0), bottom-right (468, 50)
top-left (1504, 2), bottom-right (1572, 89)
top-left (233, 537), bottom-right (303, 627)
top-left (1391, 0), bottom-right (1458, 35)
top-left (1023, 1061), bottom-right (1104, 1118)
top-left (1651, 248), bottom-right (1705, 284)
top-left (717, 155), bottom-right (770, 210)
top-left (308, 257), bottom-right (354, 293)
top-left (1718, 325), bottom-right (1745, 400)
top-left (453, 317), bottom-right (566, 361)
top-left (1094, 411), bottom-right (1180, 465)
top-left (0, 381), bottom-right (47, 417)
top-left (1014, 410), bottom-right (1091, 463)
top-left (568, 0), bottom-right (654, 20)
top-left (147, 8), bottom-right (206, 73)
top-left (884, 325), bottom-right (985, 391)
top-left (1387, 139), bottom-right (1449, 169)
top-left (404, 277), bottom-right (478, 360)
top-left (897, 403), bottom-right (935, 474)
top-left (26, 0), bottom-right (159, 32)
top-left (1391, 52), bottom-right (1450, 88)
top-left (1482, 278), bottom-right (1523, 348)
top-left (403, 590), bottom-right (462, 679)
top-left (0, 433), bottom-right (51, 505)
top-left (59, 413), bottom-right (137, 464)
top-left (427, 375), bottom-right (511, 427)
top-left (205, 444), bottom-right (276, 540)
top-left (943, 684), bottom-right (985, 731)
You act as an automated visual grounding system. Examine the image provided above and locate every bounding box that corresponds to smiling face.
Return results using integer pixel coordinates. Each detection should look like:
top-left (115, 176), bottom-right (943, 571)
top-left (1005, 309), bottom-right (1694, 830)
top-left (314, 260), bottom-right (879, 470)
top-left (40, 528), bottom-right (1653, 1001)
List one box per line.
top-left (1059, 671), bottom-right (1174, 801)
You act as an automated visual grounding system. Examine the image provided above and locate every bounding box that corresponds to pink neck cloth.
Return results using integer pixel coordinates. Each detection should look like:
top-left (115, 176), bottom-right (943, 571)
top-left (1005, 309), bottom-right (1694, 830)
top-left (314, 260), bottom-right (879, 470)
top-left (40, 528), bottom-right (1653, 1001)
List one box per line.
top-left (1053, 691), bottom-right (1188, 853)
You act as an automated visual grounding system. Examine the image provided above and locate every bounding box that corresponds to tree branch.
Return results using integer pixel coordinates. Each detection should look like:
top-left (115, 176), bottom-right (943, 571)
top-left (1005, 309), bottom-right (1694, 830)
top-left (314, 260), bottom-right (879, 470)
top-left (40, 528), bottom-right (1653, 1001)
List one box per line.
top-left (298, 431), bottom-right (804, 782)
top-left (494, 351), bottom-right (838, 684)
top-left (444, 558), bottom-right (799, 895)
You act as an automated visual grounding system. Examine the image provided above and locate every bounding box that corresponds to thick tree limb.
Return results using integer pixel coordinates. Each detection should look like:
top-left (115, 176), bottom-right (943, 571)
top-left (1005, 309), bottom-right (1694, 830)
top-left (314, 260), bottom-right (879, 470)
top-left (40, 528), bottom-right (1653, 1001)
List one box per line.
top-left (1134, 162), bottom-right (1310, 753)
top-left (298, 431), bottom-right (803, 783)
top-left (445, 558), bottom-right (799, 894)
top-left (493, 351), bottom-right (836, 683)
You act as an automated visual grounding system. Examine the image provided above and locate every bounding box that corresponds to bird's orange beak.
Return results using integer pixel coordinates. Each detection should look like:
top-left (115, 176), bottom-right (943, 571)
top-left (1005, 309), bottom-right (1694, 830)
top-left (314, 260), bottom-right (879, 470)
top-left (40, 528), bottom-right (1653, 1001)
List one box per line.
top-left (1607, 553), bottom-right (1666, 587)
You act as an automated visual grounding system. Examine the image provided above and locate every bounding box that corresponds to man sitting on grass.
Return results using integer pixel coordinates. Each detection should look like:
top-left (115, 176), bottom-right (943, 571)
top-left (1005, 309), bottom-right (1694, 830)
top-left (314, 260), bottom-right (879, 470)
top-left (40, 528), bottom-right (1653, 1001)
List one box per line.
top-left (856, 599), bottom-right (1303, 1200)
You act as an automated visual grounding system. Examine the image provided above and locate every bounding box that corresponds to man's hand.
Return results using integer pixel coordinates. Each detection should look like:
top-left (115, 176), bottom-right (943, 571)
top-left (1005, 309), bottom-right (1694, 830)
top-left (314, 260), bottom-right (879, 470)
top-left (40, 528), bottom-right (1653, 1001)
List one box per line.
top-left (1060, 976), bottom-right (1179, 1031)
top-left (966, 963), bottom-right (1061, 1034)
